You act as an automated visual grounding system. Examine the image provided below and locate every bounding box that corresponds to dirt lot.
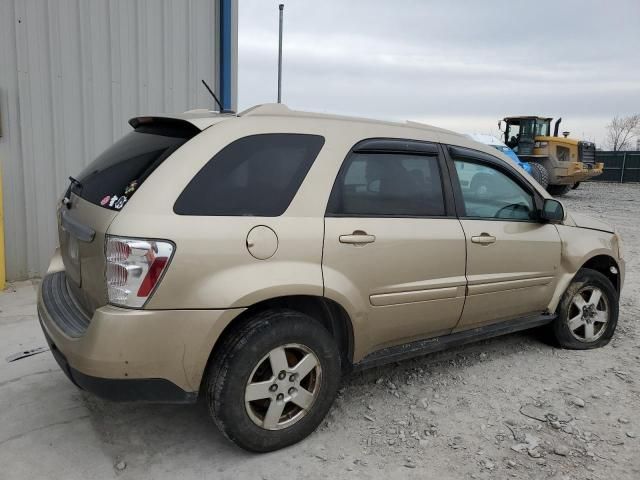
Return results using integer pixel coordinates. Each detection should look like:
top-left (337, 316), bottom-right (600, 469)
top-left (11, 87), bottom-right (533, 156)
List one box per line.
top-left (1, 181), bottom-right (638, 480)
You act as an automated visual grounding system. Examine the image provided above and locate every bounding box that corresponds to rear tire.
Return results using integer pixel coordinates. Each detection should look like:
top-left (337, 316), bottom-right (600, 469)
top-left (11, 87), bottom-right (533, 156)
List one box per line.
top-left (551, 268), bottom-right (618, 350)
top-left (529, 163), bottom-right (549, 189)
top-left (547, 184), bottom-right (572, 196)
top-left (572, 182), bottom-right (581, 190)
top-left (206, 309), bottom-right (341, 452)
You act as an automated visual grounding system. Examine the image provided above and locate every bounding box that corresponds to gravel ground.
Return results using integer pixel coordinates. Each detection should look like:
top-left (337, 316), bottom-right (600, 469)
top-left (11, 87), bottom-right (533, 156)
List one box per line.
top-left (1, 181), bottom-right (638, 479)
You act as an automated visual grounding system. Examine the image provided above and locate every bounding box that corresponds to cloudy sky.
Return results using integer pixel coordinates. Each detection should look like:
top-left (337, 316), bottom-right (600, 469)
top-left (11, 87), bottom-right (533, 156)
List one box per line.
top-left (238, 0), bottom-right (640, 146)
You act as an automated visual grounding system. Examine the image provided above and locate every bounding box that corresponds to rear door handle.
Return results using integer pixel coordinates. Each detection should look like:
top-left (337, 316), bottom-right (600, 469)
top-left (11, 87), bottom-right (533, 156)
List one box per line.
top-left (339, 231), bottom-right (376, 245)
top-left (471, 233), bottom-right (496, 245)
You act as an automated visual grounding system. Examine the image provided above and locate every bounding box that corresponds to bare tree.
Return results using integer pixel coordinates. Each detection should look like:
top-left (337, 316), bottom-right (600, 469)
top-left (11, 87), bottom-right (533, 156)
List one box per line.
top-left (605, 114), bottom-right (640, 151)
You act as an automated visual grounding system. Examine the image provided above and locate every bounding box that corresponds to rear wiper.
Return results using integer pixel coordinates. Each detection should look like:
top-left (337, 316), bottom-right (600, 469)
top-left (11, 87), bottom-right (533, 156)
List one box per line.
top-left (63, 176), bottom-right (83, 209)
top-left (69, 176), bottom-right (83, 189)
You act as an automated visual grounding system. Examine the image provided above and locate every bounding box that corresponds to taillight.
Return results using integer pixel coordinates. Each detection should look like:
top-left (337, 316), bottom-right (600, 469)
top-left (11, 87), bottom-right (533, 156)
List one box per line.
top-left (105, 236), bottom-right (174, 308)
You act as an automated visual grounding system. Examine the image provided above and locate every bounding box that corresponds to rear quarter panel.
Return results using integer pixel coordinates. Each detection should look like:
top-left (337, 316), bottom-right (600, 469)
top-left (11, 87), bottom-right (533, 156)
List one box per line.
top-left (107, 116), bottom-right (362, 309)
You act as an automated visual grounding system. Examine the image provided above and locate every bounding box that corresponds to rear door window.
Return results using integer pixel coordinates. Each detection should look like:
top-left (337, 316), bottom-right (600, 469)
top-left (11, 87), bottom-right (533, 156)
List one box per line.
top-left (174, 134), bottom-right (325, 216)
top-left (327, 152), bottom-right (446, 216)
top-left (71, 120), bottom-right (198, 210)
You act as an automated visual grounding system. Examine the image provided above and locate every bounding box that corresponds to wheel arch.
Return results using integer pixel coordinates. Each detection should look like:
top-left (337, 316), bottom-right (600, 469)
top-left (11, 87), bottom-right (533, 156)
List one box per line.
top-left (548, 252), bottom-right (621, 313)
top-left (580, 254), bottom-right (621, 293)
top-left (199, 295), bottom-right (355, 396)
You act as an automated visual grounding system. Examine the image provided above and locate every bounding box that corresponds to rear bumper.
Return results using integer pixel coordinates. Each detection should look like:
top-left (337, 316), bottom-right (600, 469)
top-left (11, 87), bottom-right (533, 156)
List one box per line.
top-left (39, 318), bottom-right (196, 402)
top-left (37, 269), bottom-right (245, 402)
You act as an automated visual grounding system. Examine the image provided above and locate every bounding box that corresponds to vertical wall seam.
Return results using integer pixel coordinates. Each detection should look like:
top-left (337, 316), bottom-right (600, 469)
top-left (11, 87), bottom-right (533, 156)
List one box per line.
top-left (3, 0), bottom-right (28, 278)
top-left (75, 0), bottom-right (87, 168)
top-left (41, 0), bottom-right (59, 272)
top-left (18, 0), bottom-right (39, 276)
top-left (105, 1), bottom-right (114, 143)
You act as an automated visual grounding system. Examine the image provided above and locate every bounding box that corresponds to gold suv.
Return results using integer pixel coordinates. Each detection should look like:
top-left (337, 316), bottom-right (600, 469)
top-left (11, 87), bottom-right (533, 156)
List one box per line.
top-left (38, 104), bottom-right (624, 452)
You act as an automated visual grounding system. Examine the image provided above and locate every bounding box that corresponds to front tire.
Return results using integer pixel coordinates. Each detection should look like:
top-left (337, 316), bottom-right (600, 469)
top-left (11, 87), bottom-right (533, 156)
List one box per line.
top-left (206, 309), bottom-right (341, 452)
top-left (572, 182), bottom-right (581, 190)
top-left (551, 269), bottom-right (618, 349)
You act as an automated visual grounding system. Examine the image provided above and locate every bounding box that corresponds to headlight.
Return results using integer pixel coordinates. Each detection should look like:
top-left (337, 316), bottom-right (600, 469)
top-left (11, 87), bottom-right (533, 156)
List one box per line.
top-left (534, 141), bottom-right (548, 148)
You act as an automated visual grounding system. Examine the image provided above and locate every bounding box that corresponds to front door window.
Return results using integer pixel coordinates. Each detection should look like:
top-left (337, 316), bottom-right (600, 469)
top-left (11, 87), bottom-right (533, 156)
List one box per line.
top-left (454, 160), bottom-right (535, 221)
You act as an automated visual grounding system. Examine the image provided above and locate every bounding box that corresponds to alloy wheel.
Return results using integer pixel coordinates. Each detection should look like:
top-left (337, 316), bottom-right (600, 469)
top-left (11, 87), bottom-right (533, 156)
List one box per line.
top-left (244, 343), bottom-right (322, 430)
top-left (567, 286), bottom-right (609, 342)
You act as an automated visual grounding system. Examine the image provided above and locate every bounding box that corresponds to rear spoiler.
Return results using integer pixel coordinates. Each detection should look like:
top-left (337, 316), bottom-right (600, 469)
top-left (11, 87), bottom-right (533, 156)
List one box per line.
top-left (128, 117), bottom-right (202, 138)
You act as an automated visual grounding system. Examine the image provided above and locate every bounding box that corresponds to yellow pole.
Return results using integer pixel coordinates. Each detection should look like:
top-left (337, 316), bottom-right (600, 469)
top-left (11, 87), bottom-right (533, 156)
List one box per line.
top-left (0, 164), bottom-right (5, 290)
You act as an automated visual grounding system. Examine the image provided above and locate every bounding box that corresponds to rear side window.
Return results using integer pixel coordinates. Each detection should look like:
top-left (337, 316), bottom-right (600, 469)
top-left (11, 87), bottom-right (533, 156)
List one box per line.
top-left (72, 121), bottom-right (198, 210)
top-left (174, 134), bottom-right (325, 216)
top-left (327, 152), bottom-right (446, 216)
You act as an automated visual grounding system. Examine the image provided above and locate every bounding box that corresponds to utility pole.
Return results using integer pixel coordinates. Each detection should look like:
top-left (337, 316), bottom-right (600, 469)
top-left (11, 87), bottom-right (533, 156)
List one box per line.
top-left (277, 4), bottom-right (284, 103)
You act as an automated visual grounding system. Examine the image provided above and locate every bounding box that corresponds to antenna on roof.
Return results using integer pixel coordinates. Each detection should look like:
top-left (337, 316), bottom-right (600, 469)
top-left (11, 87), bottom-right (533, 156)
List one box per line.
top-left (201, 79), bottom-right (230, 113)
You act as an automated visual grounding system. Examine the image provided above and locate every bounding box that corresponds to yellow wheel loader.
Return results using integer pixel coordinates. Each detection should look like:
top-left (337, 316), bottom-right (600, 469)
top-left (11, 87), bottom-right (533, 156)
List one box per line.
top-left (500, 116), bottom-right (603, 196)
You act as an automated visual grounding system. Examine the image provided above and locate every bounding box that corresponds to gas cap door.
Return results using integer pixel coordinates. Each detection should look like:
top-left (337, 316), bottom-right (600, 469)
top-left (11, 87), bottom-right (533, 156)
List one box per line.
top-left (246, 226), bottom-right (278, 260)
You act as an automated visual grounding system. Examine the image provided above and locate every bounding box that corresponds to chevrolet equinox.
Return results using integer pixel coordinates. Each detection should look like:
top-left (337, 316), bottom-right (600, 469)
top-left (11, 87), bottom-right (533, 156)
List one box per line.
top-left (38, 104), bottom-right (624, 452)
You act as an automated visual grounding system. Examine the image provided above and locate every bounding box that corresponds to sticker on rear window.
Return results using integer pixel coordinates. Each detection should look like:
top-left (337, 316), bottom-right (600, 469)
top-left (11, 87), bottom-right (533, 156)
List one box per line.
top-left (124, 180), bottom-right (138, 196)
top-left (70, 126), bottom-right (194, 209)
top-left (100, 195), bottom-right (111, 206)
top-left (114, 196), bottom-right (127, 210)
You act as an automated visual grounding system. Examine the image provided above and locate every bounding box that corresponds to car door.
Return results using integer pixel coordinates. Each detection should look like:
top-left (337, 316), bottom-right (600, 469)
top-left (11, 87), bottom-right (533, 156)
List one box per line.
top-left (322, 139), bottom-right (467, 359)
top-left (446, 146), bottom-right (562, 331)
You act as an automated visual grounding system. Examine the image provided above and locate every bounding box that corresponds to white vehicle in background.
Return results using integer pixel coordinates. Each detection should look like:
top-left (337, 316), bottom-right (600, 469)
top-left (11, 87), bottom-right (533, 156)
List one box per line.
top-left (465, 133), bottom-right (549, 189)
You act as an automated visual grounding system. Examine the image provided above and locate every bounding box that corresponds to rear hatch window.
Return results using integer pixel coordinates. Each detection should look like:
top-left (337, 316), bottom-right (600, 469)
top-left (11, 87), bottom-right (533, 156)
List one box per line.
top-left (70, 118), bottom-right (200, 210)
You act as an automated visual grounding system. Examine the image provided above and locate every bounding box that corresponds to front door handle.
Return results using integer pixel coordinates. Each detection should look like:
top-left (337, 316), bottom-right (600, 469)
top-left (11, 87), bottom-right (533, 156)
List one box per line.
top-left (339, 230), bottom-right (376, 245)
top-left (471, 233), bottom-right (496, 245)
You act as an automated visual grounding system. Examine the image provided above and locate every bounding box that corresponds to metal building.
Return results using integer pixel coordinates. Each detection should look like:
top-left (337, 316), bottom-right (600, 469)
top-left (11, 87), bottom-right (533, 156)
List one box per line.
top-left (0, 0), bottom-right (238, 281)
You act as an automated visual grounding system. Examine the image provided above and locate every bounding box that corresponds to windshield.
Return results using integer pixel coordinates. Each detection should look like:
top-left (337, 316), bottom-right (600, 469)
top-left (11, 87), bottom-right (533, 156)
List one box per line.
top-left (534, 119), bottom-right (551, 137)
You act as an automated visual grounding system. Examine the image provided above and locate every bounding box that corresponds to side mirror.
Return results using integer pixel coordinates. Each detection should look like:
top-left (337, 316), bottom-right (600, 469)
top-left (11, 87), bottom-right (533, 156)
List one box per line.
top-left (540, 198), bottom-right (565, 223)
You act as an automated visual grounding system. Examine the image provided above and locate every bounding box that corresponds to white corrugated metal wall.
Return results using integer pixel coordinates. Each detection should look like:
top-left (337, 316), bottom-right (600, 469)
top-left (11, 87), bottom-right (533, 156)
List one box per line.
top-left (0, 0), bottom-right (237, 280)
